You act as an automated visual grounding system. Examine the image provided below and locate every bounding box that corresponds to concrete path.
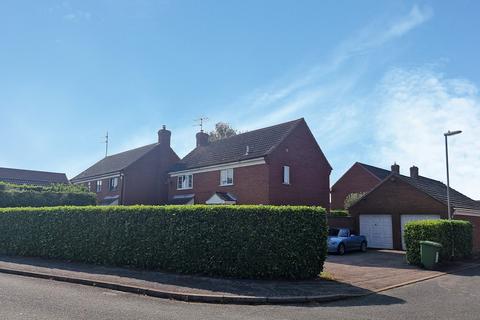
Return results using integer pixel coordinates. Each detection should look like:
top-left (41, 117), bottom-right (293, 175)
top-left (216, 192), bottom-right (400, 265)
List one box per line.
top-left (0, 266), bottom-right (479, 319)
top-left (0, 250), bottom-right (477, 304)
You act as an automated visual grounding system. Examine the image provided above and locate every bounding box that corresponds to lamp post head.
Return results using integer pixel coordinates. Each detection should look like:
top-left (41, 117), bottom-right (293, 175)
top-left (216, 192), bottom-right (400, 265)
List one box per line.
top-left (444, 130), bottom-right (462, 137)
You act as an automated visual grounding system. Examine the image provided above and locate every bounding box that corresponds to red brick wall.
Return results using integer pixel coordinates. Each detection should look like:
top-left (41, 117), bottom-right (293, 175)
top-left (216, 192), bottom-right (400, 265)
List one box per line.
top-left (349, 177), bottom-right (448, 250)
top-left (266, 120), bottom-right (331, 208)
top-left (331, 163), bottom-right (381, 209)
top-left (168, 164), bottom-right (270, 204)
top-left (81, 177), bottom-right (123, 204)
top-left (123, 145), bottom-right (180, 205)
top-left (327, 216), bottom-right (355, 231)
top-left (454, 214), bottom-right (480, 254)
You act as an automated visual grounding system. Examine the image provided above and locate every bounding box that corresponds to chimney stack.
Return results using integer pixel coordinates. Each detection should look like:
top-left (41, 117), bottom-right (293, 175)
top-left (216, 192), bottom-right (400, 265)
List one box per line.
top-left (391, 163), bottom-right (400, 174)
top-left (196, 131), bottom-right (209, 147)
top-left (410, 165), bottom-right (419, 179)
top-left (158, 125), bottom-right (171, 147)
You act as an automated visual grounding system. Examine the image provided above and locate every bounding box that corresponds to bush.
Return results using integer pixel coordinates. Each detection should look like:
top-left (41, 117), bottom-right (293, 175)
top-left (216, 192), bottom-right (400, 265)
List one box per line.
top-left (0, 182), bottom-right (96, 207)
top-left (404, 219), bottom-right (473, 266)
top-left (0, 205), bottom-right (327, 279)
top-left (329, 209), bottom-right (349, 217)
top-left (344, 192), bottom-right (366, 209)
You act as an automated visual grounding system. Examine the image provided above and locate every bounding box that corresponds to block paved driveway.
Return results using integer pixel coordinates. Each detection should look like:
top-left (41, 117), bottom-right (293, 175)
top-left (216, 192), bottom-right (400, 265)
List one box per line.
top-left (324, 249), bottom-right (468, 291)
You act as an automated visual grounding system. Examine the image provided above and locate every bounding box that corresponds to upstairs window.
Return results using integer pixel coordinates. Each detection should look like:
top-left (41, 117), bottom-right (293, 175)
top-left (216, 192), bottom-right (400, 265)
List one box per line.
top-left (177, 175), bottom-right (193, 190)
top-left (220, 168), bottom-right (234, 186)
top-left (110, 177), bottom-right (119, 191)
top-left (96, 180), bottom-right (102, 193)
top-left (283, 166), bottom-right (290, 185)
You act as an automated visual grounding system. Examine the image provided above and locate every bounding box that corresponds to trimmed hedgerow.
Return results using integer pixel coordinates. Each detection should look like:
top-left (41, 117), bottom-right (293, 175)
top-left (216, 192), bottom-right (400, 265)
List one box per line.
top-left (0, 205), bottom-right (327, 279)
top-left (404, 219), bottom-right (473, 266)
top-left (329, 209), bottom-right (349, 217)
top-left (0, 182), bottom-right (96, 207)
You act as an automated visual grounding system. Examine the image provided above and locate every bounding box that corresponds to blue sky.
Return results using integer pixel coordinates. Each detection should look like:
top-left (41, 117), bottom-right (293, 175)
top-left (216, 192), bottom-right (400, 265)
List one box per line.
top-left (1, 1), bottom-right (479, 198)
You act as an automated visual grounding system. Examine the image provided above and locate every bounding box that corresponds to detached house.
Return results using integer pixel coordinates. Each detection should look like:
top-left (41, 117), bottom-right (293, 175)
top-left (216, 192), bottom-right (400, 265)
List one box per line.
top-left (0, 167), bottom-right (69, 186)
top-left (71, 126), bottom-right (179, 205)
top-left (331, 162), bottom-right (391, 209)
top-left (347, 164), bottom-right (480, 252)
top-left (168, 118), bottom-right (332, 207)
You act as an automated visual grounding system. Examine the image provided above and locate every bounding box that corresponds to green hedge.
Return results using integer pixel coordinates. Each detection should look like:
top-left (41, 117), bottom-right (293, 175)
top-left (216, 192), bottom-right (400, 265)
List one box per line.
top-left (0, 205), bottom-right (327, 279)
top-left (329, 209), bottom-right (349, 217)
top-left (0, 182), bottom-right (96, 207)
top-left (404, 219), bottom-right (473, 266)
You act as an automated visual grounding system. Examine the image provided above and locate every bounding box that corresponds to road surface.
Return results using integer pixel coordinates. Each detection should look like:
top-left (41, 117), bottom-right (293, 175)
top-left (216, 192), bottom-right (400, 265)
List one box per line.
top-left (0, 266), bottom-right (478, 320)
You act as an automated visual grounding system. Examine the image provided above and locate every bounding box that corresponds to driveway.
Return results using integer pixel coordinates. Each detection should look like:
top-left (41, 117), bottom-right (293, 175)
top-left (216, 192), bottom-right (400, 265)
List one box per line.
top-left (324, 249), bottom-right (474, 291)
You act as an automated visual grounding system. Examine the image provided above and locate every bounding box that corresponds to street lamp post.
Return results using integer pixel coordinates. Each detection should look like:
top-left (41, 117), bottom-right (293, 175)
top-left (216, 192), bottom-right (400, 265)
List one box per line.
top-left (444, 130), bottom-right (462, 220)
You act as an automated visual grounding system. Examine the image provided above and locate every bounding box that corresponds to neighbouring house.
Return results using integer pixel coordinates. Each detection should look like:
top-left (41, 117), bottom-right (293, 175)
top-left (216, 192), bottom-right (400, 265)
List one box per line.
top-left (71, 126), bottom-right (179, 205)
top-left (330, 162), bottom-right (391, 209)
top-left (0, 167), bottom-right (69, 186)
top-left (168, 118), bottom-right (332, 207)
top-left (348, 164), bottom-right (480, 252)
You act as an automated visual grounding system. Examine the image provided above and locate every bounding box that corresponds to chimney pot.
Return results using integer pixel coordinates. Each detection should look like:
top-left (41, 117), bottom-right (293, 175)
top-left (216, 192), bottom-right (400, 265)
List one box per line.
top-left (158, 125), bottom-right (171, 147)
top-left (410, 166), bottom-right (419, 178)
top-left (391, 163), bottom-right (400, 174)
top-left (196, 131), bottom-right (209, 147)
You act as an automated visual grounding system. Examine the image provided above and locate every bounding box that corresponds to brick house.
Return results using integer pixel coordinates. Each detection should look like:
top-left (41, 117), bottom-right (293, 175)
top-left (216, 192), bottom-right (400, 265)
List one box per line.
top-left (331, 162), bottom-right (391, 209)
top-left (168, 118), bottom-right (332, 207)
top-left (71, 126), bottom-right (179, 205)
top-left (348, 164), bottom-right (480, 251)
top-left (0, 167), bottom-right (69, 186)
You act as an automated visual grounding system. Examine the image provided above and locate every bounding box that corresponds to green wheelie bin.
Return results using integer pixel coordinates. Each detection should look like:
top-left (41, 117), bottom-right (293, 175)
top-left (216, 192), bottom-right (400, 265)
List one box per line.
top-left (420, 241), bottom-right (442, 269)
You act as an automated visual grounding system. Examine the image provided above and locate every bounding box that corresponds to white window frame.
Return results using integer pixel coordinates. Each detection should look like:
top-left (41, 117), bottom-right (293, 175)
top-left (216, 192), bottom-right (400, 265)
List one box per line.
top-left (96, 180), bottom-right (102, 193)
top-left (177, 174), bottom-right (193, 190)
top-left (110, 177), bottom-right (119, 191)
top-left (220, 168), bottom-right (234, 186)
top-left (283, 166), bottom-right (290, 185)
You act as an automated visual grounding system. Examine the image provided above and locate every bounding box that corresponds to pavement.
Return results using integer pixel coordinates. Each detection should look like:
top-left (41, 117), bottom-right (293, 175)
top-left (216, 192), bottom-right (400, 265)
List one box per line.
top-left (0, 265), bottom-right (479, 320)
top-left (0, 250), bottom-right (477, 305)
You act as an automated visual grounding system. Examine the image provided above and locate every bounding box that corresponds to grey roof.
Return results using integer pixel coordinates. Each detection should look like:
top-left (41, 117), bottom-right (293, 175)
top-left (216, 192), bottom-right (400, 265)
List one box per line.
top-left (169, 195), bottom-right (195, 205)
top-left (71, 143), bottom-right (158, 181)
top-left (171, 118), bottom-right (304, 172)
top-left (357, 162), bottom-right (391, 180)
top-left (0, 167), bottom-right (69, 186)
top-left (215, 192), bottom-right (237, 202)
top-left (397, 174), bottom-right (480, 211)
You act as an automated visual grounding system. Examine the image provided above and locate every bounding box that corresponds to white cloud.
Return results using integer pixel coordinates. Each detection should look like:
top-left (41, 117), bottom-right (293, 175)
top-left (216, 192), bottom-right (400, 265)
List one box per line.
top-left (63, 11), bottom-right (92, 22)
top-left (373, 68), bottom-right (480, 199)
top-left (222, 5), bottom-right (433, 132)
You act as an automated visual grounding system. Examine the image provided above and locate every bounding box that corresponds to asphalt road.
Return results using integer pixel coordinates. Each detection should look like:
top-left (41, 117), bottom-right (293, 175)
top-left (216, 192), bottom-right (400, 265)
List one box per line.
top-left (0, 266), bottom-right (479, 320)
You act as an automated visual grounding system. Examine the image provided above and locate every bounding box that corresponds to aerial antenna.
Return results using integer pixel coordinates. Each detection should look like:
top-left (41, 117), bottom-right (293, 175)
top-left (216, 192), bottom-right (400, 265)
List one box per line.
top-left (194, 117), bottom-right (209, 132)
top-left (104, 131), bottom-right (109, 158)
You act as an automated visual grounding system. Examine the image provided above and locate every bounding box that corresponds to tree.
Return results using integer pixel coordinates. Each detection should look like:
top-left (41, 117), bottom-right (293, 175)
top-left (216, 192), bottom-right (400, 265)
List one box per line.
top-left (208, 122), bottom-right (238, 141)
top-left (344, 192), bottom-right (366, 209)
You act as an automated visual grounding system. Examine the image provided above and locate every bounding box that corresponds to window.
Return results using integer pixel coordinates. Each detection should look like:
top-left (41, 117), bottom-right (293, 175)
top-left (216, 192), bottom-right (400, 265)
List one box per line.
top-left (110, 177), bottom-right (119, 191)
top-left (96, 180), bottom-right (102, 192)
top-left (177, 175), bottom-right (193, 190)
top-left (87, 182), bottom-right (91, 191)
top-left (220, 168), bottom-right (234, 186)
top-left (283, 166), bottom-right (290, 184)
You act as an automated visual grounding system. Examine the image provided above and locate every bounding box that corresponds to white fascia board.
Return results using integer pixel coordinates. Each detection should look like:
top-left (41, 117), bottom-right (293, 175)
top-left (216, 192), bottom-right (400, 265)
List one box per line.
top-left (71, 172), bottom-right (122, 184)
top-left (169, 157), bottom-right (266, 177)
top-left (453, 208), bottom-right (480, 217)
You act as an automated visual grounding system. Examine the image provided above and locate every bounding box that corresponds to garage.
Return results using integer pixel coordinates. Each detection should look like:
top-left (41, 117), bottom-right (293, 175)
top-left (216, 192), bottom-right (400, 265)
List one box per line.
top-left (400, 214), bottom-right (440, 250)
top-left (359, 214), bottom-right (393, 249)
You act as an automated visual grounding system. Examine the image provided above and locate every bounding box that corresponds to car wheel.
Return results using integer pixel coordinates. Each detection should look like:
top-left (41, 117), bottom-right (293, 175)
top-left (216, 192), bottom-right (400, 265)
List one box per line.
top-left (360, 241), bottom-right (367, 252)
top-left (337, 243), bottom-right (345, 255)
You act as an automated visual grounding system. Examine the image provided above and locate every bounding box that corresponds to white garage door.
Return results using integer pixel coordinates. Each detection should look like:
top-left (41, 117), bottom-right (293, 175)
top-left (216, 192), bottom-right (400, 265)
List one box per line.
top-left (359, 215), bottom-right (393, 249)
top-left (401, 215), bottom-right (440, 250)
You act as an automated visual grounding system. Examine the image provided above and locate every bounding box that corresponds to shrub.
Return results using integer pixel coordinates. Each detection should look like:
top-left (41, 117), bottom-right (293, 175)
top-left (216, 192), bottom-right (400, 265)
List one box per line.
top-left (404, 219), bottom-right (473, 266)
top-left (0, 182), bottom-right (96, 207)
top-left (329, 209), bottom-right (349, 217)
top-left (0, 205), bottom-right (327, 279)
top-left (344, 192), bottom-right (366, 209)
